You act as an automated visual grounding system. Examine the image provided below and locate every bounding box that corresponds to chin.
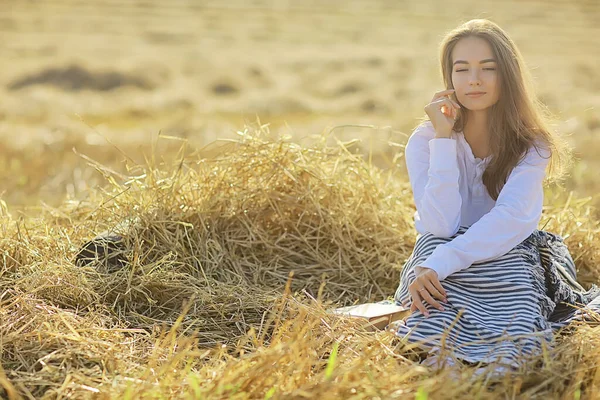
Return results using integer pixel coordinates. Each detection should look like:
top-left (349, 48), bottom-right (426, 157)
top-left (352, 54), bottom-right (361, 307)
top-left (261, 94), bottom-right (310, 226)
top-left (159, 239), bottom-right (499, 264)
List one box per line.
top-left (461, 102), bottom-right (493, 112)
top-left (468, 106), bottom-right (489, 112)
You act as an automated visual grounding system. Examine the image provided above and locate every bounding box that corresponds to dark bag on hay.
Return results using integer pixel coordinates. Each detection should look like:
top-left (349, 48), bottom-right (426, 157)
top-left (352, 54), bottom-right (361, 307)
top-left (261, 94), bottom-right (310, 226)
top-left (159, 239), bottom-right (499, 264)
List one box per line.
top-left (74, 218), bottom-right (138, 272)
top-left (74, 234), bottom-right (127, 272)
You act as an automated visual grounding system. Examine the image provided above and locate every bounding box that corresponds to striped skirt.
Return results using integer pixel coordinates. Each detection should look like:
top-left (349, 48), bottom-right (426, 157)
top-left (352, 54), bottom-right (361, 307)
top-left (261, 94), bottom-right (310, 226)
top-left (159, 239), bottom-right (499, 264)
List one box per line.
top-left (392, 227), bottom-right (600, 368)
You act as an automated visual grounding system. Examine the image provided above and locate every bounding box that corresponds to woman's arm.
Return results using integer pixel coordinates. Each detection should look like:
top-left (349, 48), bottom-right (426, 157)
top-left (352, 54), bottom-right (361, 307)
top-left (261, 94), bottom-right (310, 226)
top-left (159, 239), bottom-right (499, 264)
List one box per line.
top-left (406, 121), bottom-right (462, 237)
top-left (417, 144), bottom-right (551, 281)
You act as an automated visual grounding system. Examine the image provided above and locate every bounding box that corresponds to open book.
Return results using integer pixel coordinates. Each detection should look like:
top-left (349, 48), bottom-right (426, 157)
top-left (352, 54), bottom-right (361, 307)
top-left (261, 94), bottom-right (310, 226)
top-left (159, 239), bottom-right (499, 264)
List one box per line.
top-left (330, 301), bottom-right (411, 331)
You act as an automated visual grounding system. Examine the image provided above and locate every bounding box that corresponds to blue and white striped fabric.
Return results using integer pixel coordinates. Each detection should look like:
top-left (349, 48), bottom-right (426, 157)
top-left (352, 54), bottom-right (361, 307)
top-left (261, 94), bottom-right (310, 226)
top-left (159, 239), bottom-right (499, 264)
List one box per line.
top-left (392, 226), bottom-right (600, 368)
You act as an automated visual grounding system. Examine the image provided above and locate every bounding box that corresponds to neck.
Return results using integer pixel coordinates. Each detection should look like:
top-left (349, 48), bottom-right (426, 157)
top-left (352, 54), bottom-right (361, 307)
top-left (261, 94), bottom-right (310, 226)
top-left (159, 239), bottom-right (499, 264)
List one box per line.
top-left (463, 110), bottom-right (491, 158)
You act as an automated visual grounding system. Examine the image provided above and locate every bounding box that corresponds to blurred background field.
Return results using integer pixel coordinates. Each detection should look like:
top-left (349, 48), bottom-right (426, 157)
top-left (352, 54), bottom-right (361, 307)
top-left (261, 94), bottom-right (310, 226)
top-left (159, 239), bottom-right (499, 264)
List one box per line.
top-left (2, 1), bottom-right (600, 398)
top-left (1, 0), bottom-right (599, 209)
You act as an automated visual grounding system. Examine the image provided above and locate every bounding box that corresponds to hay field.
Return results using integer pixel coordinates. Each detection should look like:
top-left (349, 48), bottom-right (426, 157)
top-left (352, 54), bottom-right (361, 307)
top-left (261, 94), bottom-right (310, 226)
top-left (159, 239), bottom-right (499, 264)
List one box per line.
top-left (1, 0), bottom-right (600, 398)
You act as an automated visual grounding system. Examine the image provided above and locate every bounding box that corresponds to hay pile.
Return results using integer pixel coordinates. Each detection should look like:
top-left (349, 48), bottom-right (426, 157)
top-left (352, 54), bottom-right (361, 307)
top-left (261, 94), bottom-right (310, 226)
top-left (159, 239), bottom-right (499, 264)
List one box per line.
top-left (2, 123), bottom-right (600, 398)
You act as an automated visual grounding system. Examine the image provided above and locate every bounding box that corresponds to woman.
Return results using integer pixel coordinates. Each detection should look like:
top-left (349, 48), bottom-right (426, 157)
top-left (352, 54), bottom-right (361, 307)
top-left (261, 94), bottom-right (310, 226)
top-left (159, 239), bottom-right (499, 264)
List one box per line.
top-left (390, 19), bottom-right (600, 372)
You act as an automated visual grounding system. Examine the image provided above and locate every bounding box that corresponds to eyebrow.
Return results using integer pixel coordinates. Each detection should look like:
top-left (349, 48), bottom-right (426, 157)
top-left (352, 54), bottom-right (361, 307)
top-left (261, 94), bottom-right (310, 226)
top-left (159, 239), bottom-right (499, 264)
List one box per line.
top-left (453, 59), bottom-right (497, 66)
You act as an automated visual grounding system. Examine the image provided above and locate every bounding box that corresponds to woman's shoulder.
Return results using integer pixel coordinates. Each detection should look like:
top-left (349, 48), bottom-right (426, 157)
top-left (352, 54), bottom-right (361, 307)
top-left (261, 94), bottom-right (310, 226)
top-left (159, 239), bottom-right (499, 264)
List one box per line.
top-left (407, 120), bottom-right (436, 145)
top-left (411, 120), bottom-right (435, 136)
top-left (520, 141), bottom-right (551, 168)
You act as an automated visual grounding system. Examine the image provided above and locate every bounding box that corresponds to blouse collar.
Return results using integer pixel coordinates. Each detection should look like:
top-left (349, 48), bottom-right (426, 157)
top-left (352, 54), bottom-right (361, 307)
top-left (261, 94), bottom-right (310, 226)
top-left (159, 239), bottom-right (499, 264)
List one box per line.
top-left (454, 131), bottom-right (493, 165)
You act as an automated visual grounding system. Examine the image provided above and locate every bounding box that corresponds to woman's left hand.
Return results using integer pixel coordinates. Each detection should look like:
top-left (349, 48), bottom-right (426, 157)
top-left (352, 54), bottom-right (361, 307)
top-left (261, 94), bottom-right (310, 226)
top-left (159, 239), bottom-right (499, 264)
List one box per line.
top-left (402, 266), bottom-right (448, 317)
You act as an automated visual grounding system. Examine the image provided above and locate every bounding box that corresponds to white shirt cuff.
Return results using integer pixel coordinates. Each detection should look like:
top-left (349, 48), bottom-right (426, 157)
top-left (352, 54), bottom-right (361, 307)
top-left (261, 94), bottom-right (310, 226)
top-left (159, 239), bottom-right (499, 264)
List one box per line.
top-left (419, 245), bottom-right (464, 281)
top-left (429, 138), bottom-right (457, 172)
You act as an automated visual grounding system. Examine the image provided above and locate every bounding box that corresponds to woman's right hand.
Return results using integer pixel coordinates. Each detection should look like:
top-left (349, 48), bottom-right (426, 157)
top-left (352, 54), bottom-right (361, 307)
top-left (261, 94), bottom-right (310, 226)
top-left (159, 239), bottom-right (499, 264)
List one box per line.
top-left (424, 89), bottom-right (461, 138)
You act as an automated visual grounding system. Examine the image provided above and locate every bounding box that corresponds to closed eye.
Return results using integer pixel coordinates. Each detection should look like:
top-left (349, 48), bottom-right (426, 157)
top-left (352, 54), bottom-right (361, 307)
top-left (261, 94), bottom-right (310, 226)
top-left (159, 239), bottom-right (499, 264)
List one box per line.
top-left (455, 68), bottom-right (496, 72)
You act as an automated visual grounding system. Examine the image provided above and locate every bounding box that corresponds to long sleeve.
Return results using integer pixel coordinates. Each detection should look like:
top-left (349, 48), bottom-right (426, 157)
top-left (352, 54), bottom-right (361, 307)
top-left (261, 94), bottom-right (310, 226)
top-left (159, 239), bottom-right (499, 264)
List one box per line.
top-left (405, 122), bottom-right (462, 238)
top-left (418, 144), bottom-right (551, 281)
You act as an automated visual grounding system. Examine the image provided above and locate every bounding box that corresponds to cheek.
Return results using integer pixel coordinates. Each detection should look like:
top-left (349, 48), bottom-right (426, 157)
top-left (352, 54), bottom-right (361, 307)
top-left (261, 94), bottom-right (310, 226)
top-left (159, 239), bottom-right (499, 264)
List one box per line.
top-left (451, 73), bottom-right (459, 86)
top-left (452, 73), bottom-right (468, 88)
top-left (490, 76), bottom-right (500, 98)
top-left (451, 74), bottom-right (461, 93)
top-left (452, 75), bottom-right (466, 98)
top-left (489, 74), bottom-right (499, 90)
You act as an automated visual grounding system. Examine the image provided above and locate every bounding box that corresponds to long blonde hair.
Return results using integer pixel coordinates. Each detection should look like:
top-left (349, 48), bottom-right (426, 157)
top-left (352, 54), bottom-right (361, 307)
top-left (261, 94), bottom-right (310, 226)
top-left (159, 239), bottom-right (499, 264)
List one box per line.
top-left (434, 19), bottom-right (572, 200)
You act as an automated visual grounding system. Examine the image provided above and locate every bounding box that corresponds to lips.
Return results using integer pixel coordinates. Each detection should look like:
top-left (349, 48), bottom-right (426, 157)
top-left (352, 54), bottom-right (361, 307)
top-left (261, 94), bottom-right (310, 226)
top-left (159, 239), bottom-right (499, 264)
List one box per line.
top-left (466, 92), bottom-right (486, 96)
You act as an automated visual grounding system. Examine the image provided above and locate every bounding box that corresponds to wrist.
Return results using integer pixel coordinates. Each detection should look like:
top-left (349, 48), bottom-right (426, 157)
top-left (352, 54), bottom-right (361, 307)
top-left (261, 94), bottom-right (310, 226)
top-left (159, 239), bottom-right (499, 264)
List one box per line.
top-left (434, 132), bottom-right (452, 139)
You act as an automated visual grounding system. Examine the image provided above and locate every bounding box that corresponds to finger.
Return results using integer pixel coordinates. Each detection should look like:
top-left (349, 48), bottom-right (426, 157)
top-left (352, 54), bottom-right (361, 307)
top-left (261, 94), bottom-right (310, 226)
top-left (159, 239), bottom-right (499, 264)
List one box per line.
top-left (432, 100), bottom-right (459, 120)
top-left (432, 89), bottom-right (456, 102)
top-left (420, 289), bottom-right (444, 311)
top-left (415, 298), bottom-right (429, 317)
top-left (448, 100), bottom-right (460, 118)
top-left (452, 106), bottom-right (460, 120)
top-left (432, 97), bottom-right (460, 111)
top-left (441, 105), bottom-right (448, 117)
top-left (425, 99), bottom-right (459, 121)
top-left (443, 95), bottom-right (461, 110)
top-left (410, 290), bottom-right (429, 317)
top-left (441, 105), bottom-right (456, 120)
top-left (423, 281), bottom-right (445, 301)
top-left (443, 102), bottom-right (460, 121)
top-left (410, 302), bottom-right (417, 313)
top-left (431, 279), bottom-right (448, 298)
top-left (449, 106), bottom-right (458, 120)
top-left (407, 289), bottom-right (419, 313)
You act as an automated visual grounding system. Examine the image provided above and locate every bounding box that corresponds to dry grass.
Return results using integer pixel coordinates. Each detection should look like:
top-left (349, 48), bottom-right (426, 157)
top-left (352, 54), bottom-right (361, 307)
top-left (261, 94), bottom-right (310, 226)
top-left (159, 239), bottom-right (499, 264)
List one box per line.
top-left (2, 1), bottom-right (600, 398)
top-left (0, 122), bottom-right (600, 399)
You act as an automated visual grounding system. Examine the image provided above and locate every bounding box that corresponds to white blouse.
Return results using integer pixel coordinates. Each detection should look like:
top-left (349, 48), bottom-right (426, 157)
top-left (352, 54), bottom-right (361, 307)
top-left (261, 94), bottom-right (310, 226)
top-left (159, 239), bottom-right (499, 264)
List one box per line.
top-left (405, 121), bottom-right (551, 281)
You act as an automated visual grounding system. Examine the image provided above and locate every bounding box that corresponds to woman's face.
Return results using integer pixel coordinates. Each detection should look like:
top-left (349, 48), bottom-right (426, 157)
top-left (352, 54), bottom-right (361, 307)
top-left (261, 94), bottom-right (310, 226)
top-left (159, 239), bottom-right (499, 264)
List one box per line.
top-left (451, 36), bottom-right (500, 112)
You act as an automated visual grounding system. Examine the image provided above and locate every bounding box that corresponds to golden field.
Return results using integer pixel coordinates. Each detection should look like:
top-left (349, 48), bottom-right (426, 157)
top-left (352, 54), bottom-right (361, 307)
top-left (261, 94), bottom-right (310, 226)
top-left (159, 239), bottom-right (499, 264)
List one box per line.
top-left (1, 0), bottom-right (600, 398)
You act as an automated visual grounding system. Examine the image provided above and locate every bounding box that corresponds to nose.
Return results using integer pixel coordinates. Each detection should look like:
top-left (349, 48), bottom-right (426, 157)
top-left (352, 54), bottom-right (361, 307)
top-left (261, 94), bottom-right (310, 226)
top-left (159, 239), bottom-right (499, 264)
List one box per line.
top-left (469, 70), bottom-right (482, 86)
